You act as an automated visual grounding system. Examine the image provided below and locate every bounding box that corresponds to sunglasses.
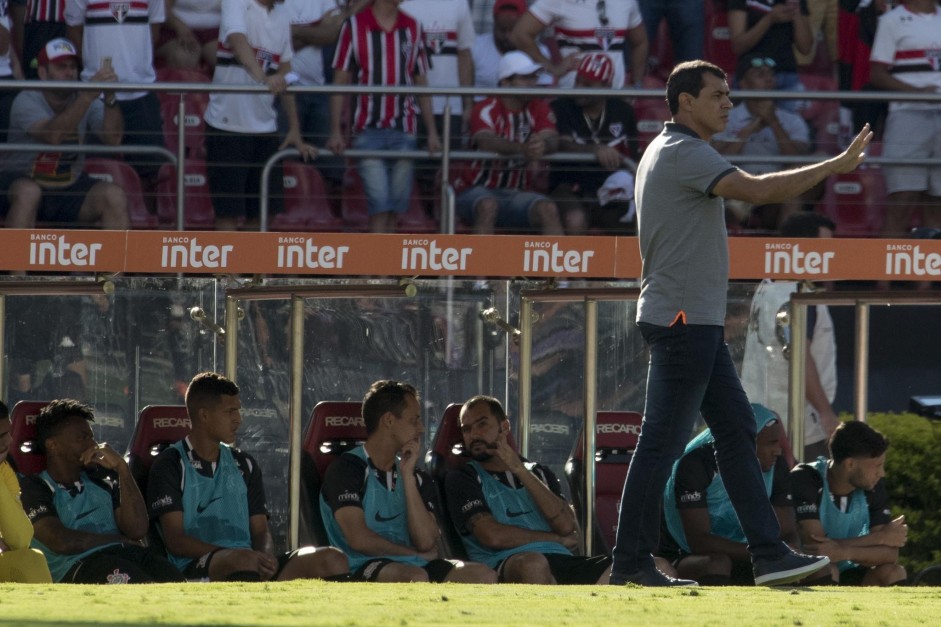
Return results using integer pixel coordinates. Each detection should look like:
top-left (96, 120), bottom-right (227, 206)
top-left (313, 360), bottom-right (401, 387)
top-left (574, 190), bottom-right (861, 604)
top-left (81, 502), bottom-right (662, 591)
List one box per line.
top-left (749, 57), bottom-right (777, 69)
top-left (597, 0), bottom-right (608, 27)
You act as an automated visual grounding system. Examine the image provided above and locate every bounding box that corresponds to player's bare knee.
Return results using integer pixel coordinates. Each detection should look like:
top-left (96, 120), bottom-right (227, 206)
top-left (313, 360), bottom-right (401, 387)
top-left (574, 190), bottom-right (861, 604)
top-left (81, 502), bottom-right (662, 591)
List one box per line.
top-left (503, 552), bottom-right (553, 584)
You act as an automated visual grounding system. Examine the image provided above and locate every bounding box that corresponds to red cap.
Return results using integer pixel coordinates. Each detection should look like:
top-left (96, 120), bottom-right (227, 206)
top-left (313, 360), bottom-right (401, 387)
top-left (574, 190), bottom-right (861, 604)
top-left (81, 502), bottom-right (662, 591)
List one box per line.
top-left (37, 38), bottom-right (80, 66)
top-left (576, 53), bottom-right (614, 86)
top-left (493, 0), bottom-right (527, 17)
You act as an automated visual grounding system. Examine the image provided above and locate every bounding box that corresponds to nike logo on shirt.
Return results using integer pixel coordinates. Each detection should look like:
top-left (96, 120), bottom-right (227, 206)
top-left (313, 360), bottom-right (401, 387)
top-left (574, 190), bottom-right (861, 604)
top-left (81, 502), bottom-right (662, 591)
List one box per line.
top-left (197, 497), bottom-right (223, 514)
top-left (374, 511), bottom-right (402, 523)
top-left (506, 509), bottom-right (532, 518)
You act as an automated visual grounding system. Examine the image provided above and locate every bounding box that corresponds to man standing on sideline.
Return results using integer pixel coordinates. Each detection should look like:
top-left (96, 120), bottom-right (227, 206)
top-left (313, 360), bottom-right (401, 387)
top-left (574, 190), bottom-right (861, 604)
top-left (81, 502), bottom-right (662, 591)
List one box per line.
top-left (320, 380), bottom-right (496, 583)
top-left (610, 59), bottom-right (872, 587)
top-left (445, 395), bottom-right (613, 584)
top-left (791, 421), bottom-right (908, 586)
top-left (148, 372), bottom-right (348, 581)
top-left (19, 400), bottom-right (184, 583)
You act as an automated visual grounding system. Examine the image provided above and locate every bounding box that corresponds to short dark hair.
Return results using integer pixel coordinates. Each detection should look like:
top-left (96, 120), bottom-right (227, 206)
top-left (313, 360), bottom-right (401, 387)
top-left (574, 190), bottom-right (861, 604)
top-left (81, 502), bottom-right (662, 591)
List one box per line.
top-left (36, 399), bottom-right (95, 453)
top-left (460, 395), bottom-right (508, 423)
top-left (362, 380), bottom-right (418, 435)
top-left (0, 400), bottom-right (8, 420)
top-left (185, 372), bottom-right (240, 418)
top-left (829, 420), bottom-right (889, 464)
top-left (780, 212), bottom-right (836, 238)
top-left (666, 60), bottom-right (726, 115)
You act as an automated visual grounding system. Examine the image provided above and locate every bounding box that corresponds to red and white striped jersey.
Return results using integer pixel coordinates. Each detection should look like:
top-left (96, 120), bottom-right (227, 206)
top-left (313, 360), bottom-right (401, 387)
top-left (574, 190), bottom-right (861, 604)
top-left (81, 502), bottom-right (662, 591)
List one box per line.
top-left (400, 0), bottom-right (475, 115)
top-left (871, 3), bottom-right (941, 111)
top-left (458, 96), bottom-right (557, 191)
top-left (333, 6), bottom-right (430, 135)
top-left (528, 0), bottom-right (642, 89)
top-left (205, 0), bottom-right (293, 133)
top-left (64, 0), bottom-right (164, 97)
top-left (25, 0), bottom-right (66, 23)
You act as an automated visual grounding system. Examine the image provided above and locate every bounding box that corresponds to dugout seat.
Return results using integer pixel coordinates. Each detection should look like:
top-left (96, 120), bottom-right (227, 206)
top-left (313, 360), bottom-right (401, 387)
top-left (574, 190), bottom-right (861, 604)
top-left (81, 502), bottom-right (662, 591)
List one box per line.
top-left (8, 401), bottom-right (51, 475)
top-left (125, 405), bottom-right (192, 498)
top-left (84, 158), bottom-right (159, 229)
top-left (271, 161), bottom-right (343, 232)
top-left (427, 403), bottom-right (520, 559)
top-left (564, 410), bottom-right (642, 556)
top-left (299, 401), bottom-right (367, 546)
top-left (160, 96), bottom-right (208, 159)
top-left (819, 166), bottom-right (886, 237)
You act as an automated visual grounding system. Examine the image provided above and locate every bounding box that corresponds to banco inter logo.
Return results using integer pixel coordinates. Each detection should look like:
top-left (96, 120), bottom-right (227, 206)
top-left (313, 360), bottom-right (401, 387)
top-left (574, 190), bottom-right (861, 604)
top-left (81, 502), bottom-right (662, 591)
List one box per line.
top-left (884, 244), bottom-right (941, 277)
top-left (276, 237), bottom-right (348, 269)
top-left (763, 243), bottom-right (834, 275)
top-left (29, 234), bottom-right (103, 266)
top-left (523, 241), bottom-right (595, 273)
top-left (401, 239), bottom-right (472, 271)
top-left (161, 237), bottom-right (233, 269)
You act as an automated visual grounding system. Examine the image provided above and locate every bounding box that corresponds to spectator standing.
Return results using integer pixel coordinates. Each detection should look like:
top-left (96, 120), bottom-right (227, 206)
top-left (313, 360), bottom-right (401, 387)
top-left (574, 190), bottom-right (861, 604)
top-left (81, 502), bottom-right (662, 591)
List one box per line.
top-left (0, 38), bottom-right (128, 229)
top-left (837, 0), bottom-right (889, 137)
top-left (791, 421), bottom-right (908, 586)
top-left (64, 0), bottom-right (166, 182)
top-left (472, 0), bottom-right (552, 91)
top-left (712, 53), bottom-right (812, 230)
top-left (326, 0), bottom-right (441, 233)
top-left (8, 0), bottom-right (66, 80)
top-left (455, 51), bottom-right (563, 234)
top-left (638, 0), bottom-right (704, 64)
top-left (1, 0), bottom-right (25, 143)
top-left (550, 53), bottom-right (638, 234)
top-left (728, 0), bottom-right (813, 106)
top-left (869, 0), bottom-right (941, 236)
top-left (511, 0), bottom-right (649, 89)
top-left (156, 0), bottom-right (222, 71)
top-left (19, 400), bottom-right (185, 584)
top-left (204, 0), bottom-right (315, 231)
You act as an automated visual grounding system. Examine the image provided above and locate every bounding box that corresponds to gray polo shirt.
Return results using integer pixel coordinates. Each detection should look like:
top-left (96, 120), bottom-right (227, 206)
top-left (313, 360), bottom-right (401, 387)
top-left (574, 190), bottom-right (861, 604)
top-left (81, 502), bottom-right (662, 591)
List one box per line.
top-left (636, 122), bottom-right (738, 327)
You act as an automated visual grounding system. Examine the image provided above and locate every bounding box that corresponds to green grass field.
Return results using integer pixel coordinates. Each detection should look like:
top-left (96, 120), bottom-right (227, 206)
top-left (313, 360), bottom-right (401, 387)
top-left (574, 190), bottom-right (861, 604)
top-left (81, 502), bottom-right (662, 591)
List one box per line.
top-left (1, 583), bottom-right (938, 626)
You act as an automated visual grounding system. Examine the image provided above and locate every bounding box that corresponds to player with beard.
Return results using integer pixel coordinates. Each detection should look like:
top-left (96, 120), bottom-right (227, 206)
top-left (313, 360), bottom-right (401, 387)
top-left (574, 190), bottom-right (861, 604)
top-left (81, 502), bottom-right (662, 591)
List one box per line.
top-left (444, 395), bottom-right (614, 584)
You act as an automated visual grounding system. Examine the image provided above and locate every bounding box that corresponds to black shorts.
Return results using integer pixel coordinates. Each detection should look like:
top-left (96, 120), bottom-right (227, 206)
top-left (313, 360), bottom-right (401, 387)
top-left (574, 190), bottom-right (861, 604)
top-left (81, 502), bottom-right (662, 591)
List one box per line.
top-left (183, 547), bottom-right (298, 582)
top-left (0, 172), bottom-right (98, 224)
top-left (839, 565), bottom-right (869, 586)
top-left (63, 543), bottom-right (185, 584)
top-left (497, 553), bottom-right (612, 585)
top-left (354, 558), bottom-right (458, 583)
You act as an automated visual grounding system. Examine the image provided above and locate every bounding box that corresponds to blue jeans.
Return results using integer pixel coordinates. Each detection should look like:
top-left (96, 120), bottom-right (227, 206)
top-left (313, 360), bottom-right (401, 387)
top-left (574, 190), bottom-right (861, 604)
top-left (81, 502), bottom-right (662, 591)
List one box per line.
top-left (640, 0), bottom-right (705, 63)
top-left (611, 322), bottom-right (787, 574)
top-left (353, 128), bottom-right (416, 215)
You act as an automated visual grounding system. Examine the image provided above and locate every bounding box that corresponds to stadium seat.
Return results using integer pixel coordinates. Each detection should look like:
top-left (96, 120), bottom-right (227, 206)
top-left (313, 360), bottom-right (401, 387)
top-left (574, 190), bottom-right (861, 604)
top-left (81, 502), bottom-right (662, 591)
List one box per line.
top-left (564, 410), bottom-right (642, 556)
top-left (704, 4), bottom-right (737, 77)
top-left (272, 160), bottom-right (343, 232)
top-left (819, 166), bottom-right (886, 237)
top-left (800, 74), bottom-right (841, 155)
top-left (84, 158), bottom-right (159, 229)
top-left (126, 405), bottom-right (191, 497)
top-left (341, 168), bottom-right (438, 232)
top-left (155, 67), bottom-right (212, 106)
top-left (299, 401), bottom-right (366, 546)
top-left (633, 94), bottom-right (671, 154)
top-left (160, 96), bottom-right (208, 159)
top-left (155, 159), bottom-right (216, 229)
top-left (8, 401), bottom-right (51, 475)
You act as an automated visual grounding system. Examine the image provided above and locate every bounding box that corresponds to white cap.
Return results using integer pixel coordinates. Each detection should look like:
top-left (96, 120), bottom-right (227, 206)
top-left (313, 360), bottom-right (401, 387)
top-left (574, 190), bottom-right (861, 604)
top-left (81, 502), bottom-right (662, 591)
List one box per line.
top-left (497, 51), bottom-right (543, 81)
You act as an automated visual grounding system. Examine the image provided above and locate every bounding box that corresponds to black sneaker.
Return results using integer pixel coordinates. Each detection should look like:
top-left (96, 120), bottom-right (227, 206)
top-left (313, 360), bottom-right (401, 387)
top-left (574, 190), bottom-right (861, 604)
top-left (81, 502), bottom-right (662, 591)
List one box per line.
top-left (610, 569), bottom-right (698, 587)
top-left (753, 550), bottom-right (830, 586)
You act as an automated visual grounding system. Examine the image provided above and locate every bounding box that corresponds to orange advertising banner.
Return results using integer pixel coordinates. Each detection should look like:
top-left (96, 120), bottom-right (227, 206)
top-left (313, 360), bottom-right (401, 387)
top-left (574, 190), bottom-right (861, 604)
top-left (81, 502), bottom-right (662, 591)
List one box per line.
top-left (0, 229), bottom-right (127, 273)
top-left (1, 230), bottom-right (940, 281)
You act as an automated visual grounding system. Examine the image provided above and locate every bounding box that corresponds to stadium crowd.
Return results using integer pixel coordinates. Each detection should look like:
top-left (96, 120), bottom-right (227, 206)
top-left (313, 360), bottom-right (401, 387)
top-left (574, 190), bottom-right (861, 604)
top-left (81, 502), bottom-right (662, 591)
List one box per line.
top-left (0, 0), bottom-right (937, 236)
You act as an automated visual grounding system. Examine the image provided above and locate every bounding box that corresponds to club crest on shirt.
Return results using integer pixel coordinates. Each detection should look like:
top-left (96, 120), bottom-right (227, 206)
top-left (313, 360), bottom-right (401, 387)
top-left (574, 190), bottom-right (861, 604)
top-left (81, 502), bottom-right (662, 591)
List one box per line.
top-left (425, 30), bottom-right (446, 55)
top-left (110, 2), bottom-right (130, 23)
top-left (609, 122), bottom-right (623, 138)
top-left (255, 49), bottom-right (276, 74)
top-left (595, 27), bottom-right (615, 51)
top-left (927, 49), bottom-right (941, 72)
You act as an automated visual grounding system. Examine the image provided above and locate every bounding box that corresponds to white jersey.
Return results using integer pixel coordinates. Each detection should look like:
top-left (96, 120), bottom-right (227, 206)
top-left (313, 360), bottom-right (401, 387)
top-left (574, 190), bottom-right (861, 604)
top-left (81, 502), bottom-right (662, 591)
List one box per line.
top-left (65, 0), bottom-right (165, 99)
top-left (285, 0), bottom-right (336, 87)
top-left (528, 0), bottom-right (643, 89)
top-left (205, 0), bottom-right (294, 133)
top-left (401, 0), bottom-right (475, 115)
top-left (870, 4), bottom-right (941, 112)
top-left (172, 0), bottom-right (222, 30)
top-left (741, 280), bottom-right (837, 447)
top-left (713, 103), bottom-right (810, 175)
top-left (471, 33), bottom-right (553, 96)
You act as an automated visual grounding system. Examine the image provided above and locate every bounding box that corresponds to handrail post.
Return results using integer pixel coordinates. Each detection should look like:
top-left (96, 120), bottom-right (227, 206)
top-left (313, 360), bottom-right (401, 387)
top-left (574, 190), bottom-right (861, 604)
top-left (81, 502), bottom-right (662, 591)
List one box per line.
top-left (583, 298), bottom-right (597, 555)
top-left (176, 96), bottom-right (186, 231)
top-left (855, 302), bottom-right (870, 422)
